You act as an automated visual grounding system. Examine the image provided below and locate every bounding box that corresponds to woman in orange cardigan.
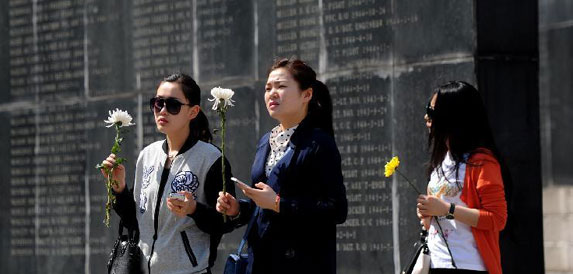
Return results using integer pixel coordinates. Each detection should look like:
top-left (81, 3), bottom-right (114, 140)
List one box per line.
top-left (416, 81), bottom-right (507, 274)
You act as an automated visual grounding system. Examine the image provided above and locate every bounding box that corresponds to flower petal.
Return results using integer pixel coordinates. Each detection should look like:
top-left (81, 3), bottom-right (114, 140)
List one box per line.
top-left (104, 108), bottom-right (135, 127)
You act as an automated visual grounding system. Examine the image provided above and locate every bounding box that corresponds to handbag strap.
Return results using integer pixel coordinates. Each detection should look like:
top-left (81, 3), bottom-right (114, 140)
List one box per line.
top-left (118, 219), bottom-right (140, 243)
top-left (433, 216), bottom-right (457, 268)
top-left (236, 206), bottom-right (260, 255)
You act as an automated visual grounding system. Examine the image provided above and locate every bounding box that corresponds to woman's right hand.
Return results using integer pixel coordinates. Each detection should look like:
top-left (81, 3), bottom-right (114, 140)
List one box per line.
top-left (100, 153), bottom-right (126, 193)
top-left (417, 207), bottom-right (431, 230)
top-left (216, 192), bottom-right (239, 217)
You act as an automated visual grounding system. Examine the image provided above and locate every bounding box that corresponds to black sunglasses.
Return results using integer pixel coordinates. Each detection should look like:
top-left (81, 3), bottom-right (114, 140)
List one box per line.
top-left (425, 101), bottom-right (435, 119)
top-left (149, 97), bottom-right (192, 115)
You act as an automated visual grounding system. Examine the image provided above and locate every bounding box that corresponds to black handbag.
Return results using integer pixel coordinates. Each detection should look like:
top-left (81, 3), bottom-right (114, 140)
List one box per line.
top-left (223, 208), bottom-right (259, 274)
top-left (108, 220), bottom-right (145, 274)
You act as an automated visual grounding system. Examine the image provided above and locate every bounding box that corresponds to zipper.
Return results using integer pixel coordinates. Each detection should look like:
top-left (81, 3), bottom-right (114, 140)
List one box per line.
top-left (148, 166), bottom-right (171, 273)
top-left (180, 231), bottom-right (198, 267)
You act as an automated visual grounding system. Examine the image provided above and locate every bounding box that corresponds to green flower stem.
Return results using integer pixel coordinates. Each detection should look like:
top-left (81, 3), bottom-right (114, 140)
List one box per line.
top-left (395, 169), bottom-right (423, 195)
top-left (103, 123), bottom-right (123, 227)
top-left (219, 110), bottom-right (227, 223)
top-left (104, 167), bottom-right (116, 227)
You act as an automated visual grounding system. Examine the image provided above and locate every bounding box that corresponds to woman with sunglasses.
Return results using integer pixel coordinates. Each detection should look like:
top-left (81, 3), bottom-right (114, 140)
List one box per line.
top-left (417, 81), bottom-right (507, 274)
top-left (100, 73), bottom-right (234, 274)
top-left (216, 58), bottom-right (348, 274)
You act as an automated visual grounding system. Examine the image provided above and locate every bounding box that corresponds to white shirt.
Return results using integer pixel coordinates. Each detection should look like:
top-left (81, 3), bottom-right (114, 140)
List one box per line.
top-left (427, 152), bottom-right (486, 271)
top-left (265, 125), bottom-right (297, 177)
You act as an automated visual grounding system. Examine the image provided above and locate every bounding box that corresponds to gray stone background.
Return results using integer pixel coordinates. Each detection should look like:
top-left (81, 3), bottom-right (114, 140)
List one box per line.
top-left (540, 1), bottom-right (573, 273)
top-left (0, 0), bottom-right (567, 273)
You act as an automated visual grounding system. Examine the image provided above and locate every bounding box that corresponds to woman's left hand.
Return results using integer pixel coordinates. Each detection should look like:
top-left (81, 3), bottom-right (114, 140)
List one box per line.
top-left (417, 194), bottom-right (449, 217)
top-left (167, 191), bottom-right (197, 217)
top-left (242, 182), bottom-right (279, 212)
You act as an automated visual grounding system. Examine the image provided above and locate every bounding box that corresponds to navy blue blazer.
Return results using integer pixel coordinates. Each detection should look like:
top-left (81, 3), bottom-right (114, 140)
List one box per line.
top-left (236, 119), bottom-right (348, 274)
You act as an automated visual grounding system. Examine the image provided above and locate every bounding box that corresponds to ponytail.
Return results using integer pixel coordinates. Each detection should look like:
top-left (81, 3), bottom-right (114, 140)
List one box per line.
top-left (270, 58), bottom-right (335, 136)
top-left (309, 80), bottom-right (334, 136)
top-left (190, 109), bottom-right (212, 142)
top-left (161, 73), bottom-right (212, 143)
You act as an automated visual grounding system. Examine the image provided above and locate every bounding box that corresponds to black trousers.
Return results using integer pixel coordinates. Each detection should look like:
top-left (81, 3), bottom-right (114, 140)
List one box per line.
top-left (430, 269), bottom-right (488, 274)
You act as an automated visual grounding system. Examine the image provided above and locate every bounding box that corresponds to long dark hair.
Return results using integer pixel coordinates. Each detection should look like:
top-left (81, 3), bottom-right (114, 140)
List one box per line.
top-left (427, 81), bottom-right (499, 176)
top-left (428, 81), bottom-right (515, 243)
top-left (269, 58), bottom-right (334, 136)
top-left (161, 73), bottom-right (212, 142)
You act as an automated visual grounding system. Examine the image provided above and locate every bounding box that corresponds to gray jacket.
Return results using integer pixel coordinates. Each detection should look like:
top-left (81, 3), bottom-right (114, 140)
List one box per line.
top-left (115, 138), bottom-right (234, 274)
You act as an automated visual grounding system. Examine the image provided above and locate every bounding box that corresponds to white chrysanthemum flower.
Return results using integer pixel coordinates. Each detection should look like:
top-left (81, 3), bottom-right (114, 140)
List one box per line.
top-left (209, 87), bottom-right (235, 111)
top-left (103, 108), bottom-right (135, 128)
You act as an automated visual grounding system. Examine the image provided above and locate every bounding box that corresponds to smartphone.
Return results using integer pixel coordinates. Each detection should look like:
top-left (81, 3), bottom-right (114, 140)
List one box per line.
top-left (231, 177), bottom-right (251, 190)
top-left (169, 192), bottom-right (185, 201)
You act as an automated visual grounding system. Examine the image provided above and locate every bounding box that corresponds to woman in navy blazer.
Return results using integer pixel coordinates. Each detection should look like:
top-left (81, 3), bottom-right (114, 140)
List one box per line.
top-left (217, 58), bottom-right (348, 273)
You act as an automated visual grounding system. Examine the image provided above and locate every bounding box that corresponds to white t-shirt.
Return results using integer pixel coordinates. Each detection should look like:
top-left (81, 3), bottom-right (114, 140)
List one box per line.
top-left (427, 152), bottom-right (486, 271)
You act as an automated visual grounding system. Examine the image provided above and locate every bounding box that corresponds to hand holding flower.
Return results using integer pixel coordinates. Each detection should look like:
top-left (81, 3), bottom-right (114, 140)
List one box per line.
top-left (167, 191), bottom-right (197, 218)
top-left (209, 87), bottom-right (236, 221)
top-left (384, 156), bottom-right (433, 230)
top-left (216, 192), bottom-right (240, 217)
top-left (100, 153), bottom-right (126, 193)
top-left (416, 194), bottom-right (449, 217)
top-left (95, 108), bottom-right (135, 227)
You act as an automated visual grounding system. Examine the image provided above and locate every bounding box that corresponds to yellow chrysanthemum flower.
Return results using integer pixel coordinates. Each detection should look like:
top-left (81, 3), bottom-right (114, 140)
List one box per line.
top-left (384, 156), bottom-right (400, 177)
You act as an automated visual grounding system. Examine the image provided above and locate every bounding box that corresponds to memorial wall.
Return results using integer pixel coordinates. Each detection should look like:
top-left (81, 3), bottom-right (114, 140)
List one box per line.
top-left (0, 0), bottom-right (542, 273)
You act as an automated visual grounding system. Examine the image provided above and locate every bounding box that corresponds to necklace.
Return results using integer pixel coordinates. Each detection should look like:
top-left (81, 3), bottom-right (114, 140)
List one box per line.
top-left (168, 152), bottom-right (177, 159)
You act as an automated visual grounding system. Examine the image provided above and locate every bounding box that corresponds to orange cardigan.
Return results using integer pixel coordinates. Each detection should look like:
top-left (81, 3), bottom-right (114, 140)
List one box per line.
top-left (460, 150), bottom-right (507, 274)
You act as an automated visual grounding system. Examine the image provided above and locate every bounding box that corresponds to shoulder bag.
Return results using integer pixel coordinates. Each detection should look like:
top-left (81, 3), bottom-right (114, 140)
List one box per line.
top-left (223, 207), bottom-right (259, 274)
top-left (107, 220), bottom-right (145, 274)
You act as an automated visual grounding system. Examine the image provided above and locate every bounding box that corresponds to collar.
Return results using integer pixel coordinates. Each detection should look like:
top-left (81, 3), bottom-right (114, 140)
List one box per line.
top-left (269, 124), bottom-right (298, 149)
top-left (161, 134), bottom-right (198, 157)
